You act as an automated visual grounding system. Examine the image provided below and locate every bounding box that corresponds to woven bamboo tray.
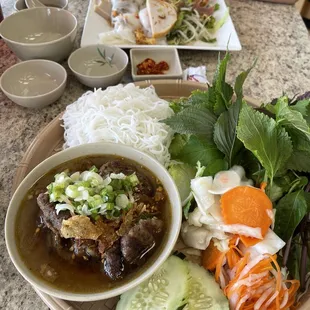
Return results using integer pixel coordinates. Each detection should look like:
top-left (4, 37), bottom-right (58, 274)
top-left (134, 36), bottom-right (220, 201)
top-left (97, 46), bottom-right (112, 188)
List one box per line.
top-left (11, 80), bottom-right (309, 310)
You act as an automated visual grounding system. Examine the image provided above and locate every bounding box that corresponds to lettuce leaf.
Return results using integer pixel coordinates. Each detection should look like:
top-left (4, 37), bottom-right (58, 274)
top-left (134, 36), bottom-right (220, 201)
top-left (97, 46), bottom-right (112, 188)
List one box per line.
top-left (169, 134), bottom-right (189, 158)
top-left (168, 163), bottom-right (196, 202)
top-left (237, 103), bottom-right (293, 184)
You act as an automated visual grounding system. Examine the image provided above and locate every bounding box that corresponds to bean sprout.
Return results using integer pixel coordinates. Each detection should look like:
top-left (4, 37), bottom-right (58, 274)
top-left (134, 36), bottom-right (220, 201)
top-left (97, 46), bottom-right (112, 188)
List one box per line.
top-left (167, 8), bottom-right (217, 45)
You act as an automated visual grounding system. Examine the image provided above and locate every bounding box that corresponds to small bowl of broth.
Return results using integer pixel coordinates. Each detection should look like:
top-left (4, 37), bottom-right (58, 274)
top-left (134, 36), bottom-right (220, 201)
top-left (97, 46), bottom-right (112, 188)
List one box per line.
top-left (5, 142), bottom-right (182, 301)
top-left (68, 45), bottom-right (128, 89)
top-left (0, 7), bottom-right (77, 62)
top-left (0, 59), bottom-right (67, 108)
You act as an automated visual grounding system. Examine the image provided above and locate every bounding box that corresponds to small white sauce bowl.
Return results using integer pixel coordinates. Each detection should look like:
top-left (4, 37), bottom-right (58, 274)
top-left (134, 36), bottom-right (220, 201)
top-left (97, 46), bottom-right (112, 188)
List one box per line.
top-left (68, 45), bottom-right (128, 89)
top-left (5, 142), bottom-right (182, 301)
top-left (0, 7), bottom-right (77, 62)
top-left (0, 59), bottom-right (67, 108)
top-left (130, 48), bottom-right (183, 81)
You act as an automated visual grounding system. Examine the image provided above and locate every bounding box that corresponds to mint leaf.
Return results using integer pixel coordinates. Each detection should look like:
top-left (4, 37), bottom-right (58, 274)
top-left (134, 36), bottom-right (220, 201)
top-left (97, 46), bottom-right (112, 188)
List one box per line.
top-left (275, 190), bottom-right (308, 241)
top-left (265, 96), bottom-right (289, 115)
top-left (287, 150), bottom-right (310, 172)
top-left (169, 99), bottom-right (184, 113)
top-left (237, 103), bottom-right (293, 183)
top-left (187, 89), bottom-right (215, 110)
top-left (178, 136), bottom-right (224, 167)
top-left (187, 90), bottom-right (209, 105)
top-left (275, 98), bottom-right (310, 138)
top-left (268, 175), bottom-right (308, 202)
top-left (213, 52), bottom-right (231, 115)
top-left (278, 112), bottom-right (310, 160)
top-left (169, 89), bottom-right (216, 113)
top-left (213, 52), bottom-right (230, 85)
top-left (288, 129), bottom-right (310, 153)
top-left (162, 106), bottom-right (217, 140)
top-left (219, 81), bottom-right (233, 106)
top-left (267, 96), bottom-right (310, 144)
top-left (213, 100), bottom-right (243, 167)
top-left (203, 86), bottom-right (216, 110)
top-left (270, 96), bottom-right (310, 172)
top-left (264, 103), bottom-right (277, 115)
top-left (234, 60), bottom-right (256, 98)
top-left (290, 100), bottom-right (310, 118)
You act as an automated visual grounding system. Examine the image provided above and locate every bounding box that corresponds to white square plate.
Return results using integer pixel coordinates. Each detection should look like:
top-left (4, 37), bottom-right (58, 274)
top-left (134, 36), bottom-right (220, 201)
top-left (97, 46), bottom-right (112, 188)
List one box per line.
top-left (81, 0), bottom-right (241, 51)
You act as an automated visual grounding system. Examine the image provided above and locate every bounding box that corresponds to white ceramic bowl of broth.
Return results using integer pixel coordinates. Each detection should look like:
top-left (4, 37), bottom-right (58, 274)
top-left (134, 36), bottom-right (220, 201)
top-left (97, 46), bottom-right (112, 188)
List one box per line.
top-left (5, 142), bottom-right (182, 301)
top-left (0, 59), bottom-right (67, 108)
top-left (68, 45), bottom-right (128, 88)
top-left (0, 7), bottom-right (77, 62)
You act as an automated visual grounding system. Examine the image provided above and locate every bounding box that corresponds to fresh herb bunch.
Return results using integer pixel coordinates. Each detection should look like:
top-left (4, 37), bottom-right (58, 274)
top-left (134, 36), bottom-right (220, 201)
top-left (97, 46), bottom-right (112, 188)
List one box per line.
top-left (162, 52), bottom-right (310, 290)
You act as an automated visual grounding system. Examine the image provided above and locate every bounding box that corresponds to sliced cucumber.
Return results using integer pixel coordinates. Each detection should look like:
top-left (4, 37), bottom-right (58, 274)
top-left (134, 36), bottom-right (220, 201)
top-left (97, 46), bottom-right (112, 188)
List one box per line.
top-left (184, 262), bottom-right (229, 310)
top-left (117, 256), bottom-right (229, 310)
top-left (116, 256), bottom-right (189, 310)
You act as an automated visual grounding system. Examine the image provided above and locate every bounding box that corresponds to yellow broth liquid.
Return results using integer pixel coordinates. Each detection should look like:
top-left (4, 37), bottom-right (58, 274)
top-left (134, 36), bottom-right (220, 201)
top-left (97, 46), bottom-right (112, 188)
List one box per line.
top-left (15, 156), bottom-right (171, 293)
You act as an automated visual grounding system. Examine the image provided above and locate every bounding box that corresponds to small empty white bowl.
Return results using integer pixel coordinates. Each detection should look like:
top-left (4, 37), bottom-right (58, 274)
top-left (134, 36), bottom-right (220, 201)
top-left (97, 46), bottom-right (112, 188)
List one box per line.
top-left (68, 44), bottom-right (128, 88)
top-left (130, 48), bottom-right (183, 81)
top-left (0, 59), bottom-right (67, 108)
top-left (0, 7), bottom-right (77, 62)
